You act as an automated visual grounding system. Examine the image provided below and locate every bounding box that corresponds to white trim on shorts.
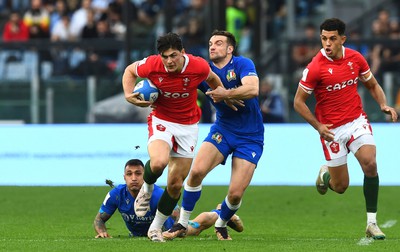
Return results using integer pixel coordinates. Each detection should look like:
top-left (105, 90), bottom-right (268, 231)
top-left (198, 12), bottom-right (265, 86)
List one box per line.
top-left (148, 115), bottom-right (199, 158)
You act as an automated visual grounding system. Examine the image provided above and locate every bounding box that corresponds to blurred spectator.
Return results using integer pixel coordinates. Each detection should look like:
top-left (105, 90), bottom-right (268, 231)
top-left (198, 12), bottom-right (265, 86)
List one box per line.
top-left (291, 23), bottom-right (320, 76)
top-left (369, 9), bottom-right (400, 76)
top-left (10, 0), bottom-right (31, 12)
top-left (23, 0), bottom-right (50, 39)
top-left (129, 0), bottom-right (162, 37)
top-left (107, 1), bottom-right (126, 40)
top-left (173, 0), bottom-right (207, 57)
top-left (81, 8), bottom-right (97, 38)
top-left (265, 0), bottom-right (286, 40)
top-left (226, 0), bottom-right (248, 46)
top-left (49, 0), bottom-right (69, 33)
top-left (346, 29), bottom-right (369, 58)
top-left (65, 0), bottom-right (80, 12)
top-left (2, 11), bottom-right (30, 41)
top-left (371, 9), bottom-right (391, 38)
top-left (69, 0), bottom-right (92, 39)
top-left (296, 0), bottom-right (323, 21)
top-left (70, 51), bottom-right (113, 77)
top-left (110, 0), bottom-right (137, 25)
top-left (91, 0), bottom-right (112, 20)
top-left (50, 13), bottom-right (73, 41)
top-left (259, 77), bottom-right (286, 123)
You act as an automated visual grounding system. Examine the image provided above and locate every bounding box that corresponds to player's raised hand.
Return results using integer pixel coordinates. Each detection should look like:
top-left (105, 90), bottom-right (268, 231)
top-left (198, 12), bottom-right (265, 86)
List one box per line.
top-left (381, 105), bottom-right (398, 122)
top-left (126, 92), bottom-right (151, 107)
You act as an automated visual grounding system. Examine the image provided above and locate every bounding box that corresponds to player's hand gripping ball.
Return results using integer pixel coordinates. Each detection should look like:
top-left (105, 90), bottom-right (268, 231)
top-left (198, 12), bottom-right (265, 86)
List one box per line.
top-left (133, 79), bottom-right (159, 103)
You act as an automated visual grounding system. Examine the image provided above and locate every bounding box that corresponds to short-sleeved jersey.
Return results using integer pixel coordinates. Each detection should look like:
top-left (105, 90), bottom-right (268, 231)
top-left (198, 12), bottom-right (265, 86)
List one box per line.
top-left (136, 54), bottom-right (210, 124)
top-left (99, 184), bottom-right (174, 237)
top-left (299, 47), bottom-right (370, 128)
top-left (198, 56), bottom-right (264, 135)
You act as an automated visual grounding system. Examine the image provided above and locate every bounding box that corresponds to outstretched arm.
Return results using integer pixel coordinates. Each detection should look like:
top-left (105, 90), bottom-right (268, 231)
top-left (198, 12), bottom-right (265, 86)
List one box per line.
top-left (94, 212), bottom-right (112, 238)
top-left (206, 75), bottom-right (259, 101)
top-left (205, 70), bottom-right (244, 111)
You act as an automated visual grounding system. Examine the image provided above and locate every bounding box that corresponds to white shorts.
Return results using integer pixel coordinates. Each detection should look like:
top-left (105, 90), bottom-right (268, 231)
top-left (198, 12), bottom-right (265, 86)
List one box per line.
top-left (321, 114), bottom-right (375, 167)
top-left (148, 115), bottom-right (199, 158)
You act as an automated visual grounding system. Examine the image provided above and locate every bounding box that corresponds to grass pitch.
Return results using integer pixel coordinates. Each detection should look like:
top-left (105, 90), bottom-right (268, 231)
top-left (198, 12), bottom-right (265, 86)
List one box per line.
top-left (1, 186), bottom-right (399, 251)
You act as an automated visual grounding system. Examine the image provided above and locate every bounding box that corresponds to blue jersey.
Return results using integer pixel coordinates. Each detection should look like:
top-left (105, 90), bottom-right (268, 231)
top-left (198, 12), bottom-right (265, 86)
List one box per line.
top-left (198, 56), bottom-right (264, 165)
top-left (198, 55), bottom-right (264, 135)
top-left (99, 184), bottom-right (174, 237)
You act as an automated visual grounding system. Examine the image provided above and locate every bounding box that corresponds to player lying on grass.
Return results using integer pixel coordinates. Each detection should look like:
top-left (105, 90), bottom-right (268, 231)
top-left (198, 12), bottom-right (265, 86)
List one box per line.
top-left (93, 159), bottom-right (243, 238)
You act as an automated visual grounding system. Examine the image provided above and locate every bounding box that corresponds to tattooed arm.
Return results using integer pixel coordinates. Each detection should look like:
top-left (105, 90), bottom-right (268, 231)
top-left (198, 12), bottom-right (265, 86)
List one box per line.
top-left (94, 212), bottom-right (112, 238)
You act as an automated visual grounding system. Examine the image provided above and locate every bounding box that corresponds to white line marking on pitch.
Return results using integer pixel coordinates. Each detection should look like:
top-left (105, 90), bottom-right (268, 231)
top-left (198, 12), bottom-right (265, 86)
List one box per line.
top-left (381, 220), bottom-right (397, 228)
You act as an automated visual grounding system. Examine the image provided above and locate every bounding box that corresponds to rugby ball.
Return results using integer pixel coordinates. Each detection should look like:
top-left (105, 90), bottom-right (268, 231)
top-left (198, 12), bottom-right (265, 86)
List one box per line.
top-left (133, 79), bottom-right (159, 102)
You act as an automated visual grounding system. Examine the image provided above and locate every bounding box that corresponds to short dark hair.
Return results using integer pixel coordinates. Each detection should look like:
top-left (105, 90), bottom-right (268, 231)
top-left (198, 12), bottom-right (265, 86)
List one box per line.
top-left (211, 30), bottom-right (237, 55)
top-left (320, 18), bottom-right (346, 36)
top-left (157, 32), bottom-right (184, 54)
top-left (124, 159), bottom-right (144, 170)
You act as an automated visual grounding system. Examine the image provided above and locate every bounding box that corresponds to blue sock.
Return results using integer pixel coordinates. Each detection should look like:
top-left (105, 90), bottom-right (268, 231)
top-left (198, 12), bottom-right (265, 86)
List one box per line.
top-left (219, 197), bottom-right (241, 221)
top-left (181, 184), bottom-right (202, 211)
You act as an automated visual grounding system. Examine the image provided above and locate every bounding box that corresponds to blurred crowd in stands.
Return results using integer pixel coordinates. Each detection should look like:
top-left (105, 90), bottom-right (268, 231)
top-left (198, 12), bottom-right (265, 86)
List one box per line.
top-left (0, 0), bottom-right (399, 123)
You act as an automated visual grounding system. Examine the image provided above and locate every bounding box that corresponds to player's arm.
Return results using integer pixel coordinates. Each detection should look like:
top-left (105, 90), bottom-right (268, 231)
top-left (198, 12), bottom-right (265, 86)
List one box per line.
top-left (93, 212), bottom-right (112, 238)
top-left (207, 75), bottom-right (259, 101)
top-left (205, 70), bottom-right (244, 110)
top-left (122, 61), bottom-right (151, 107)
top-left (293, 86), bottom-right (334, 141)
top-left (361, 72), bottom-right (398, 122)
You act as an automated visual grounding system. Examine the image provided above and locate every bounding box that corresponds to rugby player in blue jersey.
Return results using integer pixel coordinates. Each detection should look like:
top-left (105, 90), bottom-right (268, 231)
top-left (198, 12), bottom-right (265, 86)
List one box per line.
top-left (163, 30), bottom-right (264, 241)
top-left (93, 159), bottom-right (243, 238)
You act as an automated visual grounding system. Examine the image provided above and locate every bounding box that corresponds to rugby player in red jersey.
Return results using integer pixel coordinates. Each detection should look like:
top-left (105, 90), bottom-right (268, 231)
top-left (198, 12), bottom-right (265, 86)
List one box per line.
top-left (122, 32), bottom-right (239, 242)
top-left (294, 18), bottom-right (397, 240)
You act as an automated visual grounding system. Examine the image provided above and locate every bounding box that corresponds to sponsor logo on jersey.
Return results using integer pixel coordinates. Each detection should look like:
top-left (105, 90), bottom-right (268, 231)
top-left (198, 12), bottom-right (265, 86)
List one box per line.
top-left (226, 69), bottom-right (237, 81)
top-left (159, 77), bottom-right (163, 83)
top-left (326, 77), bottom-right (359, 92)
top-left (252, 152), bottom-right (256, 158)
top-left (212, 132), bottom-right (223, 144)
top-left (329, 142), bottom-right (340, 154)
top-left (328, 68), bottom-right (333, 74)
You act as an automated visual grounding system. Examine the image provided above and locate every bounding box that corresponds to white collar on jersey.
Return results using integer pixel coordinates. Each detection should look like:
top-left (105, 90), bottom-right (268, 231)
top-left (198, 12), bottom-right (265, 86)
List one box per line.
top-left (181, 54), bottom-right (189, 73)
top-left (321, 46), bottom-right (346, 61)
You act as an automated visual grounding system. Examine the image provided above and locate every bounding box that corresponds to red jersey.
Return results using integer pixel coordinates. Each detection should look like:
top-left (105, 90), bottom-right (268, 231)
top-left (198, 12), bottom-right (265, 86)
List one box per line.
top-left (136, 54), bottom-right (210, 124)
top-left (299, 47), bottom-right (370, 128)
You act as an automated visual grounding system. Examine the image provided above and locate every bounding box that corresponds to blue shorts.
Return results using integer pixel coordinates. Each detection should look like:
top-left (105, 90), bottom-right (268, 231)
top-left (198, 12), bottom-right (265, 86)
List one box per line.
top-left (204, 124), bottom-right (264, 166)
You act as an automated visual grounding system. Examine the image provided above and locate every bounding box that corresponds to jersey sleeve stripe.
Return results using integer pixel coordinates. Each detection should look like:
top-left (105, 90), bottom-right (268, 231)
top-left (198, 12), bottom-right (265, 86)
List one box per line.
top-left (299, 83), bottom-right (313, 94)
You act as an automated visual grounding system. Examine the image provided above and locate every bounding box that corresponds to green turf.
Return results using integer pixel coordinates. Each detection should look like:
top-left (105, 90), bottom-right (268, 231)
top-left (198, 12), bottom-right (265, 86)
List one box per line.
top-left (1, 186), bottom-right (399, 251)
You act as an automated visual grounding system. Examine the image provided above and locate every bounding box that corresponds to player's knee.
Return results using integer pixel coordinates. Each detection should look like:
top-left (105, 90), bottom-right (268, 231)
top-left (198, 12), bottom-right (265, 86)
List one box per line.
top-left (227, 193), bottom-right (243, 205)
top-left (332, 182), bottom-right (348, 194)
top-left (150, 159), bottom-right (168, 173)
top-left (361, 159), bottom-right (377, 177)
top-left (167, 178), bottom-right (184, 195)
top-left (188, 169), bottom-right (207, 185)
